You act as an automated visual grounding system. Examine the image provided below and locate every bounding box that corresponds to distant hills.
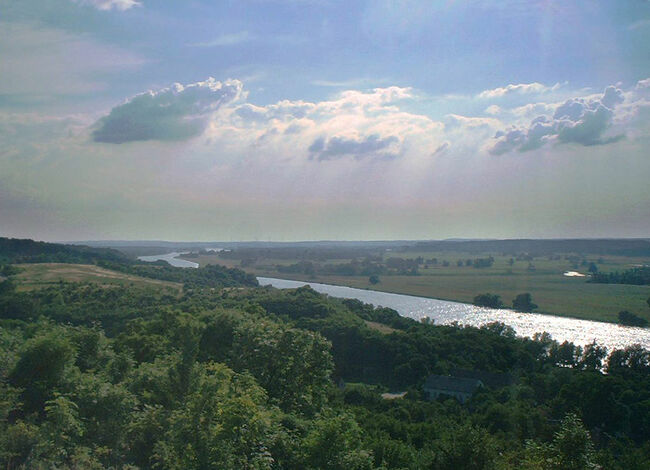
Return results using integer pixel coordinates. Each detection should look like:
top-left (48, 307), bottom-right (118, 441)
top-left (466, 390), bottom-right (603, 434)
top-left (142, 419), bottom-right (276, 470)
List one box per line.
top-left (4, 237), bottom-right (650, 262)
top-left (74, 238), bottom-right (650, 257)
top-left (408, 239), bottom-right (650, 256)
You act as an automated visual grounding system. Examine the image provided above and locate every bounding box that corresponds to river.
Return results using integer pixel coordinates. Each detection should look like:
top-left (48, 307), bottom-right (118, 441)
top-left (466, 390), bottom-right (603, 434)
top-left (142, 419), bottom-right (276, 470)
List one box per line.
top-left (136, 253), bottom-right (650, 350)
top-left (258, 277), bottom-right (650, 351)
top-left (137, 252), bottom-right (199, 268)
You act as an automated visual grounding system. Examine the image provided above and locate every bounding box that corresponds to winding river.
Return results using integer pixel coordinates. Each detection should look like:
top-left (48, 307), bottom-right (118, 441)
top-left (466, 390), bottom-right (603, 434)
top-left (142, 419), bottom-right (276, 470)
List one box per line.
top-left (136, 252), bottom-right (650, 350)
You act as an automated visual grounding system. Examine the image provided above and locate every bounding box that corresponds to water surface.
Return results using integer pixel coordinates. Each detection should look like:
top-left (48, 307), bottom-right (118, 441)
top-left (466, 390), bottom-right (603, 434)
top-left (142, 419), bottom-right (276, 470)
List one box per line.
top-left (137, 252), bottom-right (199, 268)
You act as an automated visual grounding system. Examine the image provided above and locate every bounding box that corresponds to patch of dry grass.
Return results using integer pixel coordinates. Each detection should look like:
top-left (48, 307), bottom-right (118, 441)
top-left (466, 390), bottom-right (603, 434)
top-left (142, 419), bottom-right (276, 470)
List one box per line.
top-left (13, 263), bottom-right (182, 292)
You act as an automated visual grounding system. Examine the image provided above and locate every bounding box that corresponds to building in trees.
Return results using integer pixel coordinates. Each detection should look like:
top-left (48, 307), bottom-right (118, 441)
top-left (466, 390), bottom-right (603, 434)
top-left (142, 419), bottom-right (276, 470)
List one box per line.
top-left (422, 375), bottom-right (483, 404)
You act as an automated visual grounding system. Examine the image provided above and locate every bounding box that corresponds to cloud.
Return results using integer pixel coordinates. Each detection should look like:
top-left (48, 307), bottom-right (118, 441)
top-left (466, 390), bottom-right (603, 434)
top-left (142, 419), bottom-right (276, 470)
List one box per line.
top-left (478, 82), bottom-right (559, 99)
top-left (600, 85), bottom-right (625, 109)
top-left (445, 114), bottom-right (500, 129)
top-left (202, 85), bottom-right (443, 163)
top-left (4, 76), bottom-right (650, 241)
top-left (92, 78), bottom-right (243, 143)
top-left (488, 85), bottom-right (625, 155)
top-left (74, 0), bottom-right (141, 11)
top-left (510, 102), bottom-right (558, 119)
top-left (637, 78), bottom-right (650, 90)
top-left (308, 134), bottom-right (399, 160)
top-left (432, 141), bottom-right (450, 156)
top-left (190, 32), bottom-right (253, 47)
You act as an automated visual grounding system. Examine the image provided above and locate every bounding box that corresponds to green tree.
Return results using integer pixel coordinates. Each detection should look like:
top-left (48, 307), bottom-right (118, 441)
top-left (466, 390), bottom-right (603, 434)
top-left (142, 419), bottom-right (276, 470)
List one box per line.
top-left (512, 293), bottom-right (537, 313)
top-left (578, 341), bottom-right (607, 370)
top-left (552, 414), bottom-right (599, 470)
top-left (369, 275), bottom-right (380, 285)
top-left (433, 423), bottom-right (498, 470)
top-left (473, 293), bottom-right (504, 309)
top-left (606, 345), bottom-right (650, 376)
top-left (71, 373), bottom-right (137, 459)
top-left (154, 362), bottom-right (277, 470)
top-left (230, 319), bottom-right (333, 415)
top-left (617, 311), bottom-right (648, 327)
top-left (301, 413), bottom-right (374, 470)
top-left (518, 414), bottom-right (598, 470)
top-left (9, 331), bottom-right (75, 412)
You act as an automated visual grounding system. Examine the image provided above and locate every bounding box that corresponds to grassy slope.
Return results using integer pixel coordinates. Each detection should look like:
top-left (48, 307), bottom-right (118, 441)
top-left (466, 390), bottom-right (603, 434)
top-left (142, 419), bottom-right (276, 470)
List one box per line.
top-left (13, 263), bottom-right (182, 292)
top-left (181, 253), bottom-right (650, 324)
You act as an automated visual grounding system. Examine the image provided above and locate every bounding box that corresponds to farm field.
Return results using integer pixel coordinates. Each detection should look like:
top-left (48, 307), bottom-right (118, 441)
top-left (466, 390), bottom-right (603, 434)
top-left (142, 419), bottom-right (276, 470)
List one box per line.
top-left (181, 251), bottom-right (650, 324)
top-left (12, 263), bottom-right (182, 292)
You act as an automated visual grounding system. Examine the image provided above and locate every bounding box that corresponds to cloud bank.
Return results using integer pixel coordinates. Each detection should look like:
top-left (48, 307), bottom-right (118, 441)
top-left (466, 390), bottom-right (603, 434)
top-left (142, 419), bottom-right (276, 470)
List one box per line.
top-left (90, 77), bottom-right (650, 165)
top-left (93, 78), bottom-right (242, 143)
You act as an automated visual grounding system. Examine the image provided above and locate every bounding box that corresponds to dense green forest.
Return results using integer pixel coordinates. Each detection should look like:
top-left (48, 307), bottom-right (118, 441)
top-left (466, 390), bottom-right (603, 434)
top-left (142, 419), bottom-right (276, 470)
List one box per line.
top-left (0, 238), bottom-right (128, 265)
top-left (590, 266), bottom-right (650, 286)
top-left (1, 238), bottom-right (649, 468)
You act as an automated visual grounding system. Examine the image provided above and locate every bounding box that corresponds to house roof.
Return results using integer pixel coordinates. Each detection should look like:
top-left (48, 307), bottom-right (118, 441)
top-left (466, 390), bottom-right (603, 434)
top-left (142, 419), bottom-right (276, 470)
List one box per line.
top-left (450, 368), bottom-right (514, 388)
top-left (423, 375), bottom-right (483, 394)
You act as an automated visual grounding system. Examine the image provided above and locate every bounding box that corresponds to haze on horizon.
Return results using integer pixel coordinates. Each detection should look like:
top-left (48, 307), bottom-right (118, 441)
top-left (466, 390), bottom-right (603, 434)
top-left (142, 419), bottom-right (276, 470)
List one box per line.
top-left (1, 0), bottom-right (649, 242)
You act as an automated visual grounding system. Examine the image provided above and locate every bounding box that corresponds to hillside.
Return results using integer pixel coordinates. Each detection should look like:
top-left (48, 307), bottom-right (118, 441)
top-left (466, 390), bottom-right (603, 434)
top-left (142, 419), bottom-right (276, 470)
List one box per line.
top-left (0, 237), bottom-right (129, 265)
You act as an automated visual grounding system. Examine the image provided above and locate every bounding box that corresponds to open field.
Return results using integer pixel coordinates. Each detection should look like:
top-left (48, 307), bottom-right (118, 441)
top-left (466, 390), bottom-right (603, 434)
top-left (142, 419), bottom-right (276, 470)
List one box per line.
top-left (12, 263), bottom-right (183, 292)
top-left (181, 251), bottom-right (650, 324)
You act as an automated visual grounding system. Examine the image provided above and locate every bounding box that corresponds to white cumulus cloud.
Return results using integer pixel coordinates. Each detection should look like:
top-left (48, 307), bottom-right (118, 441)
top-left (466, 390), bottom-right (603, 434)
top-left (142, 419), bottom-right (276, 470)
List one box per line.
top-left (478, 82), bottom-right (560, 99)
top-left (74, 0), bottom-right (141, 11)
top-left (203, 85), bottom-right (443, 162)
top-left (488, 85), bottom-right (626, 155)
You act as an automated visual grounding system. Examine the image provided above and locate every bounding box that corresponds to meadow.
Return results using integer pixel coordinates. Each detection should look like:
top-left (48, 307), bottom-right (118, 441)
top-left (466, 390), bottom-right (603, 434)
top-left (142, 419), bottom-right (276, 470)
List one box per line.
top-left (13, 263), bottom-right (182, 292)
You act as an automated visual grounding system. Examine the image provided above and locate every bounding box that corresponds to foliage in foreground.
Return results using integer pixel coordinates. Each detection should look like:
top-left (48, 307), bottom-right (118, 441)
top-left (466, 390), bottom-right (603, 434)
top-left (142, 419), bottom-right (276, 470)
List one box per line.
top-left (0, 274), bottom-right (649, 469)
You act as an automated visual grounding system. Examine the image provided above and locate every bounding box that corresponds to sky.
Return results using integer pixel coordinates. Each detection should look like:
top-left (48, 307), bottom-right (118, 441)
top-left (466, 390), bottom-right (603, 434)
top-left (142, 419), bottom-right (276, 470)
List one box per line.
top-left (1, 0), bottom-right (649, 242)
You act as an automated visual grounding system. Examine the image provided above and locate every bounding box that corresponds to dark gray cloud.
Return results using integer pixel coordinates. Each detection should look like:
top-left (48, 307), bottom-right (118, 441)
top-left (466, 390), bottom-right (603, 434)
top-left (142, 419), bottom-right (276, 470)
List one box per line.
top-left (308, 134), bottom-right (399, 160)
top-left (489, 86), bottom-right (625, 155)
top-left (432, 141), bottom-right (450, 156)
top-left (93, 78), bottom-right (241, 143)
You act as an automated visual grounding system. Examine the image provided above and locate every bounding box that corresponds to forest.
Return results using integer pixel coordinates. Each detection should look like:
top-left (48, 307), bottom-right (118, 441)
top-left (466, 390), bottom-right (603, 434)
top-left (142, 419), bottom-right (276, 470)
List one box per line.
top-left (0, 238), bottom-right (649, 469)
top-left (590, 267), bottom-right (650, 286)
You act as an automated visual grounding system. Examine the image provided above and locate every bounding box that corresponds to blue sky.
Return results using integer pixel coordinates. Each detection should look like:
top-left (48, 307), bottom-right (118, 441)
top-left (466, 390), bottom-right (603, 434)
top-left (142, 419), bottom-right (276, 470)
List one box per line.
top-left (1, 0), bottom-right (649, 241)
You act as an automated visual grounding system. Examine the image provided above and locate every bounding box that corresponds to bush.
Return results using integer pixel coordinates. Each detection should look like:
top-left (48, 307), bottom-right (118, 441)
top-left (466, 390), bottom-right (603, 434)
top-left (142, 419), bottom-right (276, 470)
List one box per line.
top-left (617, 310), bottom-right (648, 327)
top-left (512, 293), bottom-right (537, 313)
top-left (473, 293), bottom-right (504, 309)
